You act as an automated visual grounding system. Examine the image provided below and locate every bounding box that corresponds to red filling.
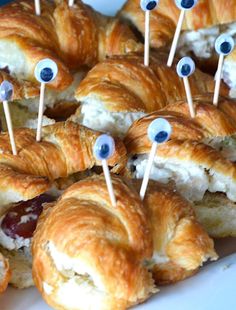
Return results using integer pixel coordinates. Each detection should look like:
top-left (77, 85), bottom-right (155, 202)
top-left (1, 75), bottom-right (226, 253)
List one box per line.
top-left (1, 194), bottom-right (55, 239)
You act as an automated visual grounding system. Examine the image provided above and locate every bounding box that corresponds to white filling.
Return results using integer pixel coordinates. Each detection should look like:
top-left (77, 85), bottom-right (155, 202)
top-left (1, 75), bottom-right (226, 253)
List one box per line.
top-left (178, 23), bottom-right (236, 60)
top-left (71, 100), bottom-right (145, 138)
top-left (0, 41), bottom-right (29, 80)
top-left (0, 216), bottom-right (31, 251)
top-left (129, 155), bottom-right (236, 202)
top-left (24, 116), bottom-right (55, 129)
top-left (223, 60), bottom-right (236, 99)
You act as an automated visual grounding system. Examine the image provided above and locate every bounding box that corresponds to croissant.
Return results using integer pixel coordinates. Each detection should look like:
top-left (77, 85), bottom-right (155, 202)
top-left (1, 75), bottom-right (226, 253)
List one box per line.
top-left (125, 138), bottom-right (236, 238)
top-left (32, 175), bottom-right (156, 310)
top-left (125, 96), bottom-right (236, 161)
top-left (0, 0), bottom-right (142, 91)
top-left (135, 180), bottom-right (217, 285)
top-left (72, 53), bottom-right (227, 137)
top-left (0, 121), bottom-right (127, 179)
top-left (119, 0), bottom-right (236, 49)
top-left (0, 252), bottom-right (11, 293)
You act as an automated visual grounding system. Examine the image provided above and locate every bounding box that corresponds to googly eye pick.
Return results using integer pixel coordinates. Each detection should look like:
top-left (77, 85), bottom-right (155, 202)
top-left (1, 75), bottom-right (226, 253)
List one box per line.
top-left (140, 0), bottom-right (159, 11)
top-left (215, 34), bottom-right (235, 56)
top-left (34, 58), bottom-right (58, 83)
top-left (93, 134), bottom-right (115, 161)
top-left (176, 57), bottom-right (195, 78)
top-left (148, 118), bottom-right (172, 144)
top-left (175, 0), bottom-right (198, 10)
top-left (0, 80), bottom-right (13, 101)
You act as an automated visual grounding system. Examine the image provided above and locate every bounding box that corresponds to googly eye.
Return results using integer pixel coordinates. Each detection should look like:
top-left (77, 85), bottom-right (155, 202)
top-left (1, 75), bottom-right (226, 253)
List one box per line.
top-left (0, 80), bottom-right (13, 101)
top-left (176, 57), bottom-right (195, 78)
top-left (140, 0), bottom-right (159, 11)
top-left (34, 59), bottom-right (58, 83)
top-left (148, 118), bottom-right (172, 144)
top-left (175, 0), bottom-right (198, 10)
top-left (215, 34), bottom-right (235, 56)
top-left (93, 134), bottom-right (115, 161)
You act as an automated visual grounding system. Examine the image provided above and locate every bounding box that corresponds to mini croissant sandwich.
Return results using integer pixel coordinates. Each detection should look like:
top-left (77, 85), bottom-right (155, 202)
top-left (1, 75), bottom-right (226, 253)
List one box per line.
top-left (119, 0), bottom-right (236, 72)
top-left (0, 0), bottom-right (142, 115)
top-left (0, 122), bottom-right (126, 289)
top-left (72, 53), bottom-right (225, 137)
top-left (125, 132), bottom-right (236, 238)
top-left (32, 175), bottom-right (216, 310)
top-left (134, 96), bottom-right (236, 161)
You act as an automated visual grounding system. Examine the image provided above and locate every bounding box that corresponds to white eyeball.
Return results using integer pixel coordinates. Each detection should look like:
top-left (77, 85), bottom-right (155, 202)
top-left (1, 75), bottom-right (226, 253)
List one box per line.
top-left (175, 0), bottom-right (198, 10)
top-left (93, 134), bottom-right (115, 161)
top-left (215, 34), bottom-right (235, 56)
top-left (0, 80), bottom-right (13, 101)
top-left (140, 0), bottom-right (159, 11)
top-left (34, 59), bottom-right (58, 83)
top-left (176, 57), bottom-right (195, 78)
top-left (148, 118), bottom-right (172, 144)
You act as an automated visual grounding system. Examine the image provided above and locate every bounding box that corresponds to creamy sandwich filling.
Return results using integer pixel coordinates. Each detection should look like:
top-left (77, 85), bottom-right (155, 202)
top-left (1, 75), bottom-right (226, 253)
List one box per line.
top-left (71, 100), bottom-right (145, 138)
top-left (178, 22), bottom-right (236, 60)
top-left (128, 155), bottom-right (236, 203)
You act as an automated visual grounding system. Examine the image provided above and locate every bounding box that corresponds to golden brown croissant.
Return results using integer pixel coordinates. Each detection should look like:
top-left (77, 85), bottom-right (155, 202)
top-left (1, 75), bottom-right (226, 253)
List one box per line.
top-left (125, 97), bottom-right (236, 162)
top-left (32, 175), bottom-right (156, 310)
top-left (0, 121), bottom-right (127, 179)
top-left (0, 0), bottom-right (142, 90)
top-left (0, 252), bottom-right (11, 293)
top-left (125, 137), bottom-right (236, 237)
top-left (72, 53), bottom-right (227, 137)
top-left (119, 0), bottom-right (236, 49)
top-left (137, 180), bottom-right (217, 285)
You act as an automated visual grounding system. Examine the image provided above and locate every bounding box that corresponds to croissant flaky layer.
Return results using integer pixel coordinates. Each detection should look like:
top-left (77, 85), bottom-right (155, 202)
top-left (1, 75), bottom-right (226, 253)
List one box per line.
top-left (125, 97), bottom-right (236, 152)
top-left (0, 0), bottom-right (142, 90)
top-left (119, 0), bottom-right (236, 48)
top-left (32, 175), bottom-right (216, 310)
top-left (32, 175), bottom-right (156, 310)
top-left (0, 121), bottom-right (127, 180)
top-left (74, 53), bottom-right (228, 114)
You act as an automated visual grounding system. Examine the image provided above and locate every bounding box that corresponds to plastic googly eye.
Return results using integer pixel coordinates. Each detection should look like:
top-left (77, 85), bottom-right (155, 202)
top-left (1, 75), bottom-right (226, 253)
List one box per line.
top-left (34, 59), bottom-right (58, 83)
top-left (148, 118), bottom-right (172, 144)
top-left (175, 0), bottom-right (198, 10)
top-left (215, 34), bottom-right (235, 56)
top-left (176, 57), bottom-right (195, 78)
top-left (93, 134), bottom-right (115, 161)
top-left (0, 80), bottom-right (13, 101)
top-left (140, 0), bottom-right (159, 11)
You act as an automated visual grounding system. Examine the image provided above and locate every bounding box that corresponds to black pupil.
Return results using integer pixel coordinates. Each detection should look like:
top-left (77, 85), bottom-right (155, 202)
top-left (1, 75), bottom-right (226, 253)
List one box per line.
top-left (181, 0), bottom-right (194, 9)
top-left (146, 1), bottom-right (157, 10)
top-left (40, 67), bottom-right (53, 82)
top-left (155, 131), bottom-right (168, 143)
top-left (220, 41), bottom-right (231, 54)
top-left (99, 144), bottom-right (110, 159)
top-left (181, 64), bottom-right (191, 76)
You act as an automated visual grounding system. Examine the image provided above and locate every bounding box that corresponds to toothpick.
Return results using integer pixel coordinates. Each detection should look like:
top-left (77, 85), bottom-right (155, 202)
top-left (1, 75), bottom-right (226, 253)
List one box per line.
top-left (167, 10), bottom-right (185, 67)
top-left (3, 100), bottom-right (17, 155)
top-left (68, 0), bottom-right (74, 7)
top-left (35, 0), bottom-right (41, 16)
top-left (36, 82), bottom-right (45, 142)
top-left (213, 54), bottom-right (224, 106)
top-left (140, 141), bottom-right (158, 200)
top-left (183, 76), bottom-right (195, 118)
top-left (102, 159), bottom-right (116, 207)
top-left (144, 10), bottom-right (150, 66)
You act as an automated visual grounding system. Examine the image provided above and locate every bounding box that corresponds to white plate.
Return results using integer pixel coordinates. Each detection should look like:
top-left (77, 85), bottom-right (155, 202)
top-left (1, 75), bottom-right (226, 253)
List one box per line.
top-left (0, 1), bottom-right (236, 310)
